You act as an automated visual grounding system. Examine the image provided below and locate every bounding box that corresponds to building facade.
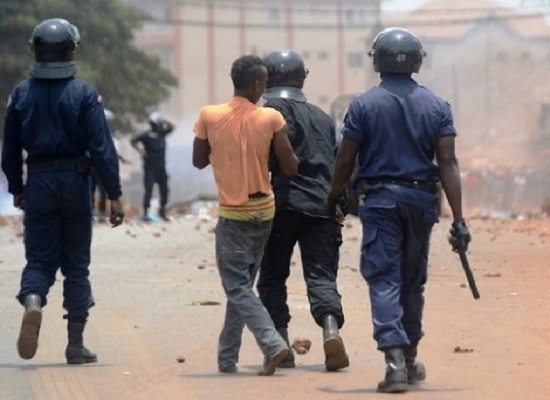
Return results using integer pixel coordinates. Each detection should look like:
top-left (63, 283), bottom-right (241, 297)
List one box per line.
top-left (122, 0), bottom-right (382, 118)
top-left (123, 0), bottom-right (550, 169)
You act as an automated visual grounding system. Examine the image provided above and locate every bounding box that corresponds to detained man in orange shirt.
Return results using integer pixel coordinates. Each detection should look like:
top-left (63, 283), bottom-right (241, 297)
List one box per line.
top-left (192, 55), bottom-right (299, 376)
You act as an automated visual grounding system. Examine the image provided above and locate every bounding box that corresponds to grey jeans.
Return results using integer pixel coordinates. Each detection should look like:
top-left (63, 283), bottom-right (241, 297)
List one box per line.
top-left (215, 217), bottom-right (287, 368)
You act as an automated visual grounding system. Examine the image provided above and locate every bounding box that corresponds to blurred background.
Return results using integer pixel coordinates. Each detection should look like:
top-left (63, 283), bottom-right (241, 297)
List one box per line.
top-left (1, 0), bottom-right (549, 218)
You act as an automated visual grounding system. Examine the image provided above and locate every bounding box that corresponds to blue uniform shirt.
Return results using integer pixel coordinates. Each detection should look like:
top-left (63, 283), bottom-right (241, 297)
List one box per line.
top-left (342, 75), bottom-right (456, 183)
top-left (2, 76), bottom-right (122, 199)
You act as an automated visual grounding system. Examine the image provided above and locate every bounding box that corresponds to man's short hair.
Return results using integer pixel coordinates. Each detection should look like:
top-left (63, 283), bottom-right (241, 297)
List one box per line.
top-left (231, 55), bottom-right (266, 90)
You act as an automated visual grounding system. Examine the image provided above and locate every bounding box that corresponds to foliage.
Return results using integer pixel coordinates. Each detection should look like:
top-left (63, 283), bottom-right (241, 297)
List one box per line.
top-left (0, 0), bottom-right (178, 135)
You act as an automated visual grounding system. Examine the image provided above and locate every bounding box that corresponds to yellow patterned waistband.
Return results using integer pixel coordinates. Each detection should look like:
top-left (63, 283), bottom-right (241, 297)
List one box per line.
top-left (219, 194), bottom-right (275, 222)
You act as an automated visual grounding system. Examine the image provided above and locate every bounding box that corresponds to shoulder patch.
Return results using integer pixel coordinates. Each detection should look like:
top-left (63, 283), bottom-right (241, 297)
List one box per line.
top-left (97, 95), bottom-right (103, 104)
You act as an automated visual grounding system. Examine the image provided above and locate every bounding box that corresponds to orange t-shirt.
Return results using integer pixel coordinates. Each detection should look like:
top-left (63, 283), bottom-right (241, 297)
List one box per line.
top-left (193, 96), bottom-right (286, 213)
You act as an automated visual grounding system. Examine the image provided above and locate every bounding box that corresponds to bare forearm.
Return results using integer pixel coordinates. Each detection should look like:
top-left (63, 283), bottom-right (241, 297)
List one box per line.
top-left (192, 137), bottom-right (211, 169)
top-left (439, 158), bottom-right (463, 221)
top-left (192, 156), bottom-right (210, 169)
top-left (329, 157), bottom-right (355, 200)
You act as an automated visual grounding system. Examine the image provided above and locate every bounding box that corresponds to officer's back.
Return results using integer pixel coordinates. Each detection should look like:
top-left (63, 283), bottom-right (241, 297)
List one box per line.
top-left (2, 18), bottom-right (121, 212)
top-left (351, 75), bottom-right (451, 184)
top-left (12, 78), bottom-right (103, 158)
top-left (263, 50), bottom-right (337, 217)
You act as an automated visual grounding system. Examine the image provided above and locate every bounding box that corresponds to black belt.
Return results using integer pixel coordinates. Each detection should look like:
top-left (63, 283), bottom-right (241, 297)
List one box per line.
top-left (249, 192), bottom-right (269, 199)
top-left (26, 157), bottom-right (79, 174)
top-left (363, 178), bottom-right (439, 194)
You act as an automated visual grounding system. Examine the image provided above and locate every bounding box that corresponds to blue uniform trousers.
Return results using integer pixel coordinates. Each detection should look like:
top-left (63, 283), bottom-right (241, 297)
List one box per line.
top-left (359, 191), bottom-right (438, 350)
top-left (18, 171), bottom-right (94, 322)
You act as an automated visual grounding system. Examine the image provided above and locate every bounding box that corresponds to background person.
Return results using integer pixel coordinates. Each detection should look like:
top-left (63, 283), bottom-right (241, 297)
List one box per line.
top-left (91, 108), bottom-right (130, 224)
top-left (130, 112), bottom-right (174, 221)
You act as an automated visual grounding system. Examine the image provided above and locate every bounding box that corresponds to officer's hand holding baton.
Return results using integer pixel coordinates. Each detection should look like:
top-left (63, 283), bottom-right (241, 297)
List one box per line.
top-left (448, 219), bottom-right (471, 253)
top-left (448, 219), bottom-right (480, 299)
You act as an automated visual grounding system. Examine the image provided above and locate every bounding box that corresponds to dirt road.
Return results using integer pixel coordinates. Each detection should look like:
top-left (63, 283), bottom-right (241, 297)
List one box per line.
top-left (0, 214), bottom-right (549, 399)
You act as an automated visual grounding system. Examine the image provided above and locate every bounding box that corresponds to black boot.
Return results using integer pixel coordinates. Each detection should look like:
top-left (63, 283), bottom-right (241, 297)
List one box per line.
top-left (277, 328), bottom-right (295, 368)
top-left (404, 346), bottom-right (427, 384)
top-left (322, 315), bottom-right (349, 371)
top-left (159, 207), bottom-right (170, 222)
top-left (377, 348), bottom-right (408, 393)
top-left (65, 322), bottom-right (98, 364)
top-left (17, 294), bottom-right (42, 360)
top-left (142, 208), bottom-right (153, 222)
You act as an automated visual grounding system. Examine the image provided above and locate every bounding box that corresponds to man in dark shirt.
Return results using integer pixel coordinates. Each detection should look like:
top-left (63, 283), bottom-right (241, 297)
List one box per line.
top-left (131, 113), bottom-right (174, 221)
top-left (257, 49), bottom-right (349, 372)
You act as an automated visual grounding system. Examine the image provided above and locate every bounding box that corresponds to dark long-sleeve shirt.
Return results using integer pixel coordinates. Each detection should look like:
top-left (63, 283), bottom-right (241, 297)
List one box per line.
top-left (2, 76), bottom-right (122, 199)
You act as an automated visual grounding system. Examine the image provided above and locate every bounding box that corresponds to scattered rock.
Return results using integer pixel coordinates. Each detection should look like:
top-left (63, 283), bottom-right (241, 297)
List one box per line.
top-left (190, 300), bottom-right (221, 306)
top-left (292, 337), bottom-right (312, 355)
top-left (176, 356), bottom-right (186, 363)
top-left (454, 346), bottom-right (474, 353)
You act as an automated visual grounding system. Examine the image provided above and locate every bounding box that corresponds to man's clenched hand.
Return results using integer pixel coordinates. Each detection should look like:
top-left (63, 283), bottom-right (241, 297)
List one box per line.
top-left (109, 198), bottom-right (125, 228)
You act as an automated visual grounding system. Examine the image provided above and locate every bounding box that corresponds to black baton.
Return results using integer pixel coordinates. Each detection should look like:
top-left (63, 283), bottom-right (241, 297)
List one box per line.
top-left (458, 251), bottom-right (480, 299)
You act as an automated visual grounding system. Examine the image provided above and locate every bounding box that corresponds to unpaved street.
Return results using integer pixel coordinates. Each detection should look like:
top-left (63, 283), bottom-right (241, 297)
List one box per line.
top-left (1, 214), bottom-right (549, 400)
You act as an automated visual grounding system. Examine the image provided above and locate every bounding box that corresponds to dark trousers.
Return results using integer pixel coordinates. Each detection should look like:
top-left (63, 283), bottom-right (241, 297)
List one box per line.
top-left (359, 196), bottom-right (437, 350)
top-left (258, 210), bottom-right (344, 329)
top-left (18, 171), bottom-right (94, 323)
top-left (143, 165), bottom-right (169, 210)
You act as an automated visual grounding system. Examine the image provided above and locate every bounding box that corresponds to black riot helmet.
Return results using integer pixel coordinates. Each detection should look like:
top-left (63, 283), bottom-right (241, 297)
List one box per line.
top-left (264, 49), bottom-right (308, 89)
top-left (368, 27), bottom-right (426, 74)
top-left (29, 18), bottom-right (80, 62)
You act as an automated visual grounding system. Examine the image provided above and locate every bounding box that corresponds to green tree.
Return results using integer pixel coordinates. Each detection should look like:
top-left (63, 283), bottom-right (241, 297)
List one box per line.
top-left (0, 0), bottom-right (178, 135)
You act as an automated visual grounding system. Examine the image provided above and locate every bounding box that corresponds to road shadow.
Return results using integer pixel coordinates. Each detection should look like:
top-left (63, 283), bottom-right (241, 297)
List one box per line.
top-left (291, 363), bottom-right (350, 373)
top-left (0, 362), bottom-right (114, 370)
top-left (318, 384), bottom-right (471, 395)
top-left (180, 362), bottom-right (349, 379)
top-left (180, 363), bottom-right (292, 378)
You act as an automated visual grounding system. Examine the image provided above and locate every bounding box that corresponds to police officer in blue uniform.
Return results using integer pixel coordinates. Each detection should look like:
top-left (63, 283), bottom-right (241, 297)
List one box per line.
top-left (328, 27), bottom-right (471, 393)
top-left (1, 18), bottom-right (125, 363)
top-left (130, 112), bottom-right (175, 221)
top-left (257, 49), bottom-right (349, 372)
